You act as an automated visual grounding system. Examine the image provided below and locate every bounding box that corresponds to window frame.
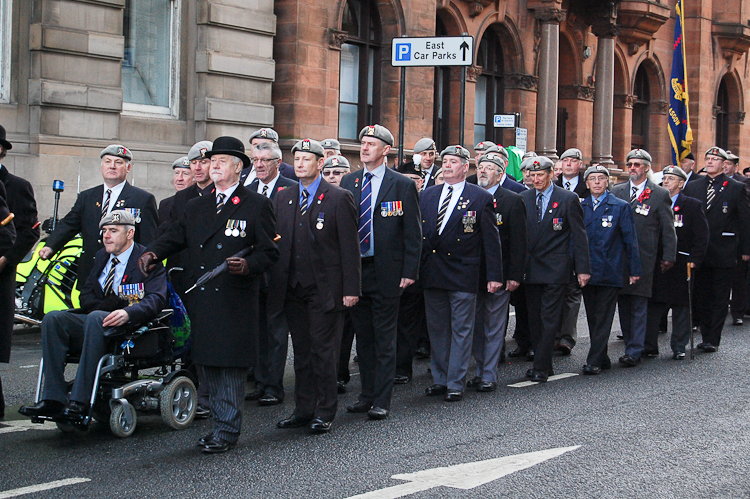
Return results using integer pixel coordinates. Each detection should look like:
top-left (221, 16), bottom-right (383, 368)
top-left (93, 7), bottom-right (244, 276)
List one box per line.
top-left (0, 0), bottom-right (12, 104)
top-left (631, 66), bottom-right (650, 151)
top-left (473, 31), bottom-right (505, 145)
top-left (121, 0), bottom-right (181, 119)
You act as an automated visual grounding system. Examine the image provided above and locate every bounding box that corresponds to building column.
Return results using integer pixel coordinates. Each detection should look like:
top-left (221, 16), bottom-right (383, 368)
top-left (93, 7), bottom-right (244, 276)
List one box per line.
top-left (534, 8), bottom-right (566, 159)
top-left (591, 9), bottom-right (619, 166)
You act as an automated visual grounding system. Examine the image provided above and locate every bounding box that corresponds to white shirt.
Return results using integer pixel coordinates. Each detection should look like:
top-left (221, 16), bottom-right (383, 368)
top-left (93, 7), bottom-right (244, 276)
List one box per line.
top-left (562, 175), bottom-right (579, 192)
top-left (487, 183), bottom-right (500, 196)
top-left (361, 163), bottom-right (387, 257)
top-left (216, 182), bottom-right (240, 205)
top-left (257, 172), bottom-right (280, 198)
top-left (421, 165), bottom-right (435, 190)
top-left (629, 179), bottom-right (647, 201)
top-left (98, 242), bottom-right (134, 293)
top-left (437, 180), bottom-right (466, 235)
top-left (102, 180), bottom-right (127, 215)
top-left (243, 168), bottom-right (257, 186)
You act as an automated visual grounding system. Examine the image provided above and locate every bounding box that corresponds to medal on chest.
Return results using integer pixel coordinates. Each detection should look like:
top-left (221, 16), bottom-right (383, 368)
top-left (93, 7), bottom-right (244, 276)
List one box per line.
top-left (553, 218), bottom-right (563, 231)
top-left (316, 213), bottom-right (325, 230)
top-left (601, 215), bottom-right (613, 228)
top-left (635, 204), bottom-right (651, 216)
top-left (118, 283), bottom-right (144, 306)
top-left (496, 213), bottom-right (503, 226)
top-left (462, 211), bottom-right (477, 233)
top-left (674, 214), bottom-right (683, 227)
top-left (723, 202), bottom-right (728, 214)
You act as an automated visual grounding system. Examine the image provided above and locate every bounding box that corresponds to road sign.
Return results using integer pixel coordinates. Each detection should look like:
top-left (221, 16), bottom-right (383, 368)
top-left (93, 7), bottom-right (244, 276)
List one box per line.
top-left (391, 36), bottom-right (474, 67)
top-left (515, 127), bottom-right (528, 153)
top-left (494, 114), bottom-right (517, 128)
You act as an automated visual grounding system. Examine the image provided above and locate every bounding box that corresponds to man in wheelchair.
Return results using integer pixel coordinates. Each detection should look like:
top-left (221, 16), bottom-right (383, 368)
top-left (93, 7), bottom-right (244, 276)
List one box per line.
top-left (20, 210), bottom-right (167, 423)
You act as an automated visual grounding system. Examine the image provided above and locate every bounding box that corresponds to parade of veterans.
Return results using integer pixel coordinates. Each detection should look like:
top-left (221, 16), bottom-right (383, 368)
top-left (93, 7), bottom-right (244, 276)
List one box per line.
top-left (2, 0), bottom-right (750, 497)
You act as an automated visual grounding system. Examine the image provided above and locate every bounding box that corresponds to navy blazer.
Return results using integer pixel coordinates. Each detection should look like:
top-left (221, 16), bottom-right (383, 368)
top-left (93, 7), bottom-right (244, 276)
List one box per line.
top-left (420, 182), bottom-right (502, 293)
top-left (501, 175), bottom-right (527, 193)
top-left (581, 192), bottom-right (641, 288)
top-left (80, 243), bottom-right (168, 327)
top-left (490, 186), bottom-right (526, 283)
top-left (521, 185), bottom-right (590, 284)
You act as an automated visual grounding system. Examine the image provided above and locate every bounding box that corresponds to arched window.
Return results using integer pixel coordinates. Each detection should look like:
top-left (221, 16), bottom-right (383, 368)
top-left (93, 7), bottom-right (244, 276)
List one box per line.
top-left (338, 0), bottom-right (381, 141)
top-left (474, 30), bottom-right (505, 145)
top-left (433, 17), bottom-right (450, 150)
top-left (716, 78), bottom-right (729, 150)
top-left (631, 66), bottom-right (650, 150)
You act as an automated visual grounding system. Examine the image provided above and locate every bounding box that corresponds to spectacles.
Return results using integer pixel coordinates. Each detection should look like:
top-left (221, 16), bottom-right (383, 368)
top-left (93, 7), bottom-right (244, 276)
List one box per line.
top-left (253, 158), bottom-right (279, 164)
top-left (323, 169), bottom-right (348, 176)
top-left (626, 162), bottom-right (644, 168)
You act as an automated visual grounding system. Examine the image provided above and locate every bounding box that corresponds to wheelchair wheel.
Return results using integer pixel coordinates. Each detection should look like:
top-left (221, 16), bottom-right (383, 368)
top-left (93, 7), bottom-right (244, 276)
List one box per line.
top-left (160, 376), bottom-right (197, 430)
top-left (56, 422), bottom-right (76, 433)
top-left (110, 403), bottom-right (137, 438)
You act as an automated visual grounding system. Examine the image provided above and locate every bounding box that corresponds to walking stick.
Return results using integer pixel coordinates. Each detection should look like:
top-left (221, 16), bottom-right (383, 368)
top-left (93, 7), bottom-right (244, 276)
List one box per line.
top-left (687, 262), bottom-right (694, 360)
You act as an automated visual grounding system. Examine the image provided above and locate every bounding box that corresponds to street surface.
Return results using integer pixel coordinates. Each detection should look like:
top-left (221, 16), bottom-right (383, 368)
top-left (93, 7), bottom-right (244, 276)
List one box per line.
top-left (2, 311), bottom-right (750, 498)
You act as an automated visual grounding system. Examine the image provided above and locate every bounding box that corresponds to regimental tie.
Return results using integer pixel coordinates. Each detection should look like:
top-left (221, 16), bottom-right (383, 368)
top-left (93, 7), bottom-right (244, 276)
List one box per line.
top-left (436, 185), bottom-right (453, 232)
top-left (593, 198), bottom-right (599, 211)
top-left (102, 189), bottom-right (112, 218)
top-left (103, 257), bottom-right (119, 296)
top-left (359, 173), bottom-right (372, 254)
top-left (707, 177), bottom-right (715, 211)
top-left (300, 189), bottom-right (310, 216)
top-left (261, 185), bottom-right (268, 197)
top-left (566, 181), bottom-right (571, 191)
top-left (216, 193), bottom-right (226, 214)
top-left (630, 186), bottom-right (637, 205)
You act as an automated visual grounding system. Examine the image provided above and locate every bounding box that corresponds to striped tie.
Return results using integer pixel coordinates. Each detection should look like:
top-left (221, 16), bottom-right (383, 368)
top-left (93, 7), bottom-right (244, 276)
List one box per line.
top-left (216, 193), bottom-right (226, 213)
top-left (261, 185), bottom-right (268, 198)
top-left (359, 173), bottom-right (372, 254)
top-left (101, 189), bottom-right (112, 218)
top-left (565, 181), bottom-right (571, 191)
top-left (536, 192), bottom-right (543, 223)
top-left (300, 189), bottom-right (310, 216)
top-left (706, 178), bottom-right (715, 211)
top-left (630, 186), bottom-right (637, 205)
top-left (437, 185), bottom-right (453, 232)
top-left (593, 198), bottom-right (599, 211)
top-left (103, 257), bottom-right (119, 296)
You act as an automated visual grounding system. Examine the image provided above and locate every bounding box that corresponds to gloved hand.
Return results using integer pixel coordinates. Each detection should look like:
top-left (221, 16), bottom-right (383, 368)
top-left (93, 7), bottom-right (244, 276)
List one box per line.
top-left (138, 251), bottom-right (159, 276)
top-left (226, 257), bottom-right (249, 276)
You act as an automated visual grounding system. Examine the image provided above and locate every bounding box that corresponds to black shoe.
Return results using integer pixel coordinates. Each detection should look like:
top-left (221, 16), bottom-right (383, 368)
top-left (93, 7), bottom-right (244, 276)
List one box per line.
top-left (527, 370), bottom-right (548, 382)
top-left (277, 415), bottom-right (312, 429)
top-left (466, 376), bottom-right (482, 388)
top-left (733, 318), bottom-right (743, 326)
top-left (526, 350), bottom-right (535, 361)
top-left (616, 334), bottom-right (624, 340)
top-left (425, 384), bottom-right (447, 396)
top-left (582, 364), bottom-right (601, 375)
top-left (244, 388), bottom-right (264, 401)
top-left (618, 354), bottom-right (639, 367)
top-left (415, 346), bottom-right (431, 359)
top-left (672, 352), bottom-right (686, 360)
top-left (196, 432), bottom-right (214, 447)
top-left (508, 347), bottom-right (529, 358)
top-left (643, 350), bottom-right (659, 358)
top-left (702, 343), bottom-right (718, 352)
top-left (60, 401), bottom-right (88, 423)
top-left (444, 390), bottom-right (463, 402)
top-left (337, 380), bottom-right (347, 394)
top-left (477, 381), bottom-right (496, 392)
top-left (346, 401), bottom-right (372, 413)
top-left (202, 436), bottom-right (235, 453)
top-left (194, 404), bottom-right (211, 420)
top-left (309, 418), bottom-right (332, 433)
top-left (555, 343), bottom-right (572, 356)
top-left (394, 375), bottom-right (411, 385)
top-left (19, 400), bottom-right (65, 418)
top-left (601, 357), bottom-right (612, 370)
top-left (258, 394), bottom-right (282, 406)
top-left (367, 407), bottom-right (389, 420)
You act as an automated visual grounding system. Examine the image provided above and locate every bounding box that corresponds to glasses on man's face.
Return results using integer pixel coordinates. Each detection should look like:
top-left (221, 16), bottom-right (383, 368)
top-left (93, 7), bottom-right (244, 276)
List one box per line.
top-left (626, 162), bottom-right (644, 168)
top-left (253, 158), bottom-right (279, 165)
top-left (323, 169), bottom-right (348, 177)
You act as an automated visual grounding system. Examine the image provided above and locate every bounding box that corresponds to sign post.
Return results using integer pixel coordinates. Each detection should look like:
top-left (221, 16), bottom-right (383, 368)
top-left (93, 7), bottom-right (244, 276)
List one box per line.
top-left (391, 35), bottom-right (474, 164)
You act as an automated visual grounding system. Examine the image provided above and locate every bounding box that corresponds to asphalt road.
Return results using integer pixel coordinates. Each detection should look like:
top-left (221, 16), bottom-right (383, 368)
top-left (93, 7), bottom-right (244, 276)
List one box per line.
top-left (2, 311), bottom-right (750, 498)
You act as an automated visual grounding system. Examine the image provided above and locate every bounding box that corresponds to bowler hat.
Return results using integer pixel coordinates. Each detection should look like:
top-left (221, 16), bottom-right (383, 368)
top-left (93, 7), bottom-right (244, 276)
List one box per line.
top-left (205, 136), bottom-right (251, 168)
top-left (0, 125), bottom-right (11, 151)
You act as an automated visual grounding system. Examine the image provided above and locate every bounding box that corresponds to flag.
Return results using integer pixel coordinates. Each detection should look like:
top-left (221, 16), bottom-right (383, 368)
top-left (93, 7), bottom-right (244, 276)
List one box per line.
top-left (668, 0), bottom-right (693, 165)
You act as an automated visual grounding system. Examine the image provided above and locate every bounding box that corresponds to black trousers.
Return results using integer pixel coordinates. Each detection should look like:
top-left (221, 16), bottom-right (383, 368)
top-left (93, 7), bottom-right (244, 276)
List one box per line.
top-left (511, 284), bottom-right (531, 350)
top-left (525, 283), bottom-right (566, 373)
top-left (285, 284), bottom-right (344, 422)
top-left (396, 290), bottom-right (426, 378)
top-left (337, 312), bottom-right (355, 383)
top-left (730, 258), bottom-right (748, 320)
top-left (582, 285), bottom-right (619, 368)
top-left (694, 266), bottom-right (733, 346)
top-left (256, 290), bottom-right (289, 399)
top-left (203, 366), bottom-right (246, 444)
top-left (645, 301), bottom-right (692, 354)
top-left (349, 260), bottom-right (400, 410)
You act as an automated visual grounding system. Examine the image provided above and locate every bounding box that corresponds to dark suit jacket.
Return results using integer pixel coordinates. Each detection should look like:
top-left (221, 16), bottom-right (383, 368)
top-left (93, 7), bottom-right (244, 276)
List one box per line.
top-left (683, 173), bottom-right (750, 268)
top-left (80, 243), bottom-right (168, 327)
top-left (581, 192), bottom-right (641, 288)
top-left (556, 173), bottom-right (590, 199)
top-left (685, 171), bottom-right (701, 184)
top-left (45, 181), bottom-right (158, 290)
top-left (0, 181), bottom-right (16, 363)
top-left (491, 185), bottom-right (526, 283)
top-left (0, 166), bottom-right (39, 267)
top-left (731, 173), bottom-right (750, 195)
top-left (420, 183), bottom-right (502, 293)
top-left (652, 193), bottom-right (709, 306)
top-left (158, 195), bottom-right (175, 227)
top-left (340, 167), bottom-right (422, 297)
top-left (501, 175), bottom-right (527, 193)
top-left (248, 174), bottom-right (296, 200)
top-left (148, 183), bottom-right (279, 368)
top-left (268, 179), bottom-right (361, 314)
top-left (521, 185), bottom-right (590, 284)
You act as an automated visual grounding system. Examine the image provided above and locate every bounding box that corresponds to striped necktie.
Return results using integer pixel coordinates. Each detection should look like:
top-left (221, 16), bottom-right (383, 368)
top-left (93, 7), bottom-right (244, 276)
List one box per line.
top-left (565, 181), bottom-right (571, 191)
top-left (592, 198), bottom-right (599, 211)
top-left (261, 185), bottom-right (269, 198)
top-left (437, 185), bottom-right (453, 232)
top-left (359, 173), bottom-right (372, 253)
top-left (103, 257), bottom-right (119, 296)
top-left (630, 186), bottom-right (637, 205)
top-left (101, 189), bottom-right (112, 218)
top-left (536, 192), bottom-right (543, 222)
top-left (707, 178), bottom-right (715, 211)
top-left (300, 189), bottom-right (310, 215)
top-left (216, 193), bottom-right (226, 213)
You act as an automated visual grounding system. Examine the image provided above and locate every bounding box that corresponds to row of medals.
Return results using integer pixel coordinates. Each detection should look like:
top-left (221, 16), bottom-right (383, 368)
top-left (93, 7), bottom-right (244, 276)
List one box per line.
top-left (225, 220), bottom-right (247, 238)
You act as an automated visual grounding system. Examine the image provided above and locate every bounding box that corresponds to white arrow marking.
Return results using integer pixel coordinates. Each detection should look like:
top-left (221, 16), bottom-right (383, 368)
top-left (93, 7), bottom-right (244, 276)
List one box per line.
top-left (0, 478), bottom-right (91, 498)
top-left (344, 445), bottom-right (581, 499)
top-left (508, 372), bottom-right (579, 388)
top-left (0, 420), bottom-right (58, 435)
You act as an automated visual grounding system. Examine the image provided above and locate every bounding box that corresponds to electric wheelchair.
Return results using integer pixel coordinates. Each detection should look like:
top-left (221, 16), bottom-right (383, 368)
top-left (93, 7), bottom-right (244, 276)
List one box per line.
top-left (28, 308), bottom-right (197, 438)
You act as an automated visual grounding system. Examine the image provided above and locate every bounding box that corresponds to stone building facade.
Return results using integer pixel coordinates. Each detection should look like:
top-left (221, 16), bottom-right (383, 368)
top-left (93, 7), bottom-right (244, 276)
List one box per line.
top-left (0, 0), bottom-right (748, 216)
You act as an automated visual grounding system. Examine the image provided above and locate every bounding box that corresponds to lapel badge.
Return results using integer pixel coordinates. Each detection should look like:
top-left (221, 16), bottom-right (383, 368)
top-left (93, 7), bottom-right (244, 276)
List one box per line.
top-left (96, 202), bottom-right (101, 207)
top-left (232, 196), bottom-right (240, 205)
top-left (116, 199), bottom-right (125, 208)
top-left (496, 213), bottom-right (503, 225)
top-left (723, 202), bottom-right (728, 214)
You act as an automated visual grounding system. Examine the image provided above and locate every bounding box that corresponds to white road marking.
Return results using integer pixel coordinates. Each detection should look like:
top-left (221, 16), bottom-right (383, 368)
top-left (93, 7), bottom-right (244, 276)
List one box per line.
top-left (343, 446), bottom-right (581, 499)
top-left (18, 365), bottom-right (37, 369)
top-left (0, 420), bottom-right (58, 435)
top-left (0, 478), bottom-right (91, 498)
top-left (508, 372), bottom-right (579, 388)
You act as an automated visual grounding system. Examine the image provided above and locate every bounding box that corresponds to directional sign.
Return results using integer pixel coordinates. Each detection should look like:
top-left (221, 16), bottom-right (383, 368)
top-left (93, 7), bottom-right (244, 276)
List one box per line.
top-left (345, 445), bottom-right (581, 499)
top-left (391, 36), bottom-right (474, 67)
top-left (515, 127), bottom-right (528, 153)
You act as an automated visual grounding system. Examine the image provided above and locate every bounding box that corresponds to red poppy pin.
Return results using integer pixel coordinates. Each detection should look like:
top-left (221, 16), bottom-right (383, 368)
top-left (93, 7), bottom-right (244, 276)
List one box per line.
top-left (674, 205), bottom-right (680, 212)
top-left (723, 181), bottom-right (728, 187)
top-left (318, 193), bottom-right (325, 201)
top-left (122, 275), bottom-right (127, 282)
top-left (277, 186), bottom-right (285, 191)
top-left (638, 188), bottom-right (651, 203)
top-left (232, 196), bottom-right (240, 205)
top-left (552, 202), bottom-right (559, 209)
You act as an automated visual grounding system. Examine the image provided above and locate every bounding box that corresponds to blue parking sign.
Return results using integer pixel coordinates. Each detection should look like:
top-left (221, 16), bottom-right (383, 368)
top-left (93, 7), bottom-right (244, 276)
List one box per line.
top-left (395, 43), bottom-right (411, 61)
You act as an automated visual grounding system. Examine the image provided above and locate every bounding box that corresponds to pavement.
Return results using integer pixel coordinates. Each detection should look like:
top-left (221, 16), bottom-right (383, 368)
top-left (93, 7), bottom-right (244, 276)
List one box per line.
top-left (2, 311), bottom-right (750, 498)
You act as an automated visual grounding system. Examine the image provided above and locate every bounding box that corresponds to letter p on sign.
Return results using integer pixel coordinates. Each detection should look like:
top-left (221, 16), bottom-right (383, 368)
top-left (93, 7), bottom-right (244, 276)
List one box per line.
top-left (395, 43), bottom-right (411, 61)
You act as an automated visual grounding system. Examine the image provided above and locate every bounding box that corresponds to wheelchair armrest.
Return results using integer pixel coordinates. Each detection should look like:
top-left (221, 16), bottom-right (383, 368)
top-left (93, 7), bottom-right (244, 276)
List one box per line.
top-left (102, 327), bottom-right (128, 339)
top-left (155, 309), bottom-right (174, 322)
